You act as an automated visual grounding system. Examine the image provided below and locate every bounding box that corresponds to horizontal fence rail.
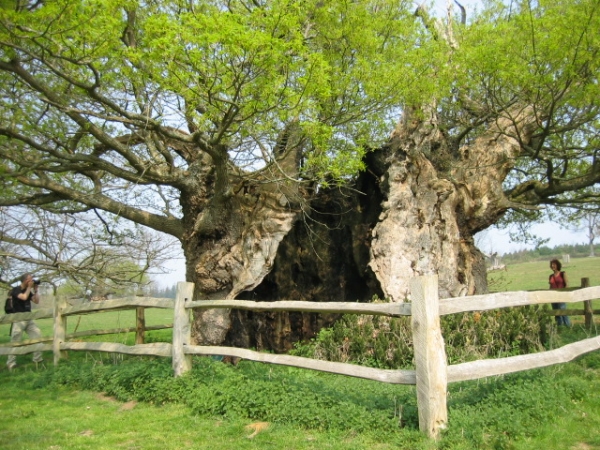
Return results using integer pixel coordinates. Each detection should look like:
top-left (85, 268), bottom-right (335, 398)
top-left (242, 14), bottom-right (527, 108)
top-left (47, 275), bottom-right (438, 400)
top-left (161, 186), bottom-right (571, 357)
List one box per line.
top-left (186, 299), bottom-right (412, 316)
top-left (448, 336), bottom-right (600, 383)
top-left (184, 345), bottom-right (417, 384)
top-left (1, 278), bottom-right (599, 439)
top-left (438, 286), bottom-right (600, 315)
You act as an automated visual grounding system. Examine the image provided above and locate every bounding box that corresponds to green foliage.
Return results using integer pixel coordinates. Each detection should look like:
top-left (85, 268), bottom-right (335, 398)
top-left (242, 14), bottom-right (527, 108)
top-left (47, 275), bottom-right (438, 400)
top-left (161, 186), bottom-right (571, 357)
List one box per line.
top-left (443, 305), bottom-right (552, 363)
top-left (291, 313), bottom-right (414, 369)
top-left (442, 370), bottom-right (579, 448)
top-left (291, 302), bottom-right (552, 368)
top-left (0, 0), bottom-right (433, 187)
top-left (38, 357), bottom-right (409, 434)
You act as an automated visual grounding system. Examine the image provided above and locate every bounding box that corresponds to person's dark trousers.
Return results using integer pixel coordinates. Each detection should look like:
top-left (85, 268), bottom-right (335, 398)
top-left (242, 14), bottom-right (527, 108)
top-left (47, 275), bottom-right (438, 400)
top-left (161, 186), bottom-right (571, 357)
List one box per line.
top-left (551, 303), bottom-right (571, 326)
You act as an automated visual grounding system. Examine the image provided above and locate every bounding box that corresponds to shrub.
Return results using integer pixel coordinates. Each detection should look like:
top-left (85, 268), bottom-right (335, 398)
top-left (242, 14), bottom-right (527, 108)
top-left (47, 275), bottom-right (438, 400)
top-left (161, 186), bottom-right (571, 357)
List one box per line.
top-left (291, 298), bottom-right (553, 368)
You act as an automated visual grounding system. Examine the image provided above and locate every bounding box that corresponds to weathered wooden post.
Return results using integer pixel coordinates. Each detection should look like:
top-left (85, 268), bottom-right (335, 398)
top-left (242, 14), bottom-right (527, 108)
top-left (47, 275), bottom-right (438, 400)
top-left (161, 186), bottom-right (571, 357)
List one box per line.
top-left (581, 278), bottom-right (593, 329)
top-left (173, 281), bottom-right (194, 377)
top-left (410, 275), bottom-right (448, 440)
top-left (135, 307), bottom-right (145, 345)
top-left (53, 295), bottom-right (67, 366)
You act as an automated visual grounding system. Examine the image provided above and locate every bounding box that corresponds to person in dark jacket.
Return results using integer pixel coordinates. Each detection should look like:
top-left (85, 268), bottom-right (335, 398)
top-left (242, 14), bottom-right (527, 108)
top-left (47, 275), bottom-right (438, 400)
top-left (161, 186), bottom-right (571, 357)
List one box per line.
top-left (6, 273), bottom-right (43, 370)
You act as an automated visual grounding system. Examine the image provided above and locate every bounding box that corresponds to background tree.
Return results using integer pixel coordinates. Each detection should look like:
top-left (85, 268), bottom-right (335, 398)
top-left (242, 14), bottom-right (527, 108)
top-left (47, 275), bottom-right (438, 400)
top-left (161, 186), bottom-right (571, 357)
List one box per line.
top-left (562, 209), bottom-right (600, 258)
top-left (0, 0), bottom-right (599, 350)
top-left (0, 206), bottom-right (179, 296)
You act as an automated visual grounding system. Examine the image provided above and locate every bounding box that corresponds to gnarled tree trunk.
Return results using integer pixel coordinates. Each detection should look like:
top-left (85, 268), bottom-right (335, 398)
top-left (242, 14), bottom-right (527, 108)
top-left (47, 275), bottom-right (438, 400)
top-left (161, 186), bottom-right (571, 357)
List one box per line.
top-left (370, 106), bottom-right (536, 301)
top-left (184, 106), bottom-right (538, 352)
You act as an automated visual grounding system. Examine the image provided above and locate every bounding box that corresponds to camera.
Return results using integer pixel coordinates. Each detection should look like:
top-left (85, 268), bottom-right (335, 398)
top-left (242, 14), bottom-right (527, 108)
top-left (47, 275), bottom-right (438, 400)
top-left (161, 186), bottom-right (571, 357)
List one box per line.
top-left (33, 279), bottom-right (41, 285)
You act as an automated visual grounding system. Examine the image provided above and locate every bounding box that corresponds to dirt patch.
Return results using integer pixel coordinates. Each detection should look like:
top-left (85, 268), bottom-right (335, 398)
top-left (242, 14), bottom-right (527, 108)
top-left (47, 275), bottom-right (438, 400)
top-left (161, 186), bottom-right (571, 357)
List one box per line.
top-left (120, 400), bottom-right (137, 411)
top-left (95, 393), bottom-right (118, 403)
top-left (245, 422), bottom-right (270, 439)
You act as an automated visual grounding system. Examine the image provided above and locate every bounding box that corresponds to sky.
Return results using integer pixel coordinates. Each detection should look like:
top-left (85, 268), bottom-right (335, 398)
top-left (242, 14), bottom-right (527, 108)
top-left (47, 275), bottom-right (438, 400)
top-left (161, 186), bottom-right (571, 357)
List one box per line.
top-left (432, 0), bottom-right (483, 17)
top-left (476, 224), bottom-right (588, 256)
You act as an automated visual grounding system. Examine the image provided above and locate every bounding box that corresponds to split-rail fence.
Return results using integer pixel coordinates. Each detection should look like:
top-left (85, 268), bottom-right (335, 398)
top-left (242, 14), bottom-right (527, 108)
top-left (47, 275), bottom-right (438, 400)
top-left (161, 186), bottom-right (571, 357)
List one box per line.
top-left (1, 276), bottom-right (600, 440)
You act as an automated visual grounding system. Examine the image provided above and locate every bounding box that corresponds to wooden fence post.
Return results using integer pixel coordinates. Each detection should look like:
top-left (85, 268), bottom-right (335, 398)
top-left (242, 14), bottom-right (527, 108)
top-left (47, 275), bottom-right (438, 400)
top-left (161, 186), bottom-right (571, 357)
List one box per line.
top-left (173, 281), bottom-right (194, 377)
top-left (581, 278), bottom-right (593, 329)
top-left (410, 275), bottom-right (448, 440)
top-left (135, 307), bottom-right (145, 345)
top-left (53, 295), bottom-right (67, 366)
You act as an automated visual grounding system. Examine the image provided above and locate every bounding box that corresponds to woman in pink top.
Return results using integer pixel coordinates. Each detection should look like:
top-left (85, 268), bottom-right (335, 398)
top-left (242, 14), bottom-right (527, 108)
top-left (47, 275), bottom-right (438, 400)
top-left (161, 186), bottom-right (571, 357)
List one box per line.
top-left (549, 259), bottom-right (571, 326)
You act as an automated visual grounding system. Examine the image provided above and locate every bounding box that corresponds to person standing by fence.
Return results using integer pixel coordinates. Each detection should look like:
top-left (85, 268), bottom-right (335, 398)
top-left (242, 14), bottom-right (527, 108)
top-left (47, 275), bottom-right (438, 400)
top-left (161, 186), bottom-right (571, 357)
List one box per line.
top-left (549, 259), bottom-right (571, 327)
top-left (6, 273), bottom-right (43, 370)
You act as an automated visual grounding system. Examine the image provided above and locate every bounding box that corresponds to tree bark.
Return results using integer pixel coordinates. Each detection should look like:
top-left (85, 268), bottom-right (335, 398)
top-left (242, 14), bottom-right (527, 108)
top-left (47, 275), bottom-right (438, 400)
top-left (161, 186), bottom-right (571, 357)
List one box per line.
top-left (370, 106), bottom-right (537, 302)
top-left (181, 124), bottom-right (306, 346)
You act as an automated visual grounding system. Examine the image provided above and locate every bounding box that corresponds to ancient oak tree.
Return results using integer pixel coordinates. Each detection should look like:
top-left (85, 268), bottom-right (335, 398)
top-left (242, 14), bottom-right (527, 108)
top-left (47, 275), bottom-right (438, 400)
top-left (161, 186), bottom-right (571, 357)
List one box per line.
top-left (0, 0), bottom-right (599, 349)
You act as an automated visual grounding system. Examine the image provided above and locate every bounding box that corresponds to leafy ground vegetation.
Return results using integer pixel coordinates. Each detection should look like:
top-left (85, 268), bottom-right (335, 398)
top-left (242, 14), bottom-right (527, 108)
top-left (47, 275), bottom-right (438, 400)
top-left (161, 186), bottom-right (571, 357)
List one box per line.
top-left (290, 305), bottom-right (552, 368)
top-left (2, 257), bottom-right (600, 449)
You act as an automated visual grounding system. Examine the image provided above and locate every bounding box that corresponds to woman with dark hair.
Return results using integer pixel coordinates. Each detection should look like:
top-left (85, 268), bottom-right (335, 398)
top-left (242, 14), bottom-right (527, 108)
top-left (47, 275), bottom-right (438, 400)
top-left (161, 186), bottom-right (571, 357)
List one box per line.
top-left (549, 259), bottom-right (571, 326)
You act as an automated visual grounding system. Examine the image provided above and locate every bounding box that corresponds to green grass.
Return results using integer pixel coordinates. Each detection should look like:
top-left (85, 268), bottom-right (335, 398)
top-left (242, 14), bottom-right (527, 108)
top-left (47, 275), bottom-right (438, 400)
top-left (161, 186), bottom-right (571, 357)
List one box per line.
top-left (488, 255), bottom-right (600, 291)
top-left (2, 256), bottom-right (600, 449)
top-left (0, 359), bottom-right (433, 450)
top-left (489, 256), bottom-right (600, 325)
top-left (0, 304), bottom-right (173, 345)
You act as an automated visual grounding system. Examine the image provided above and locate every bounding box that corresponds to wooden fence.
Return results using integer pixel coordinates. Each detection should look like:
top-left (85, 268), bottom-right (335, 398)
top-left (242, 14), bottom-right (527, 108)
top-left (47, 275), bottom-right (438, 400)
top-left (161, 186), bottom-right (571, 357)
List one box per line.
top-left (2, 277), bottom-right (600, 440)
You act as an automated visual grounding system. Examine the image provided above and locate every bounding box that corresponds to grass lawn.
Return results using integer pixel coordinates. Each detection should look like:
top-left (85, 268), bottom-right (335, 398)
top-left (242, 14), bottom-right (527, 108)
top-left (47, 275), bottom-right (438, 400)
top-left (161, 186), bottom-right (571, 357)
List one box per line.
top-left (488, 255), bottom-right (600, 291)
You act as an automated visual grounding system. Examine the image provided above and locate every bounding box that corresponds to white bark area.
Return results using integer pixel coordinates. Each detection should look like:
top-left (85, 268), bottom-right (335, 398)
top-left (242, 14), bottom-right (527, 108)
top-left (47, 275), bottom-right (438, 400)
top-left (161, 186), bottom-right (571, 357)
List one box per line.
top-left (227, 199), bottom-right (297, 299)
top-left (370, 107), bottom-right (538, 302)
top-left (370, 151), bottom-right (464, 301)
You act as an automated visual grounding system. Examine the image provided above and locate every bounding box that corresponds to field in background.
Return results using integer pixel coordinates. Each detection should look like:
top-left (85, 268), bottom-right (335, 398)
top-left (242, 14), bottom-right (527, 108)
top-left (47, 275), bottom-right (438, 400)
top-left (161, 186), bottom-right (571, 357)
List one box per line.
top-left (0, 300), bottom-right (173, 346)
top-left (488, 255), bottom-right (600, 292)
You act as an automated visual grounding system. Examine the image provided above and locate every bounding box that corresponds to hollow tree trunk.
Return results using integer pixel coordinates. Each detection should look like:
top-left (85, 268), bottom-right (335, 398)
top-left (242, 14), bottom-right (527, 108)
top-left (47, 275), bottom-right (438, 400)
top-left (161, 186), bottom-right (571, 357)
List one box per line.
top-left (226, 158), bottom-right (386, 351)
top-left (185, 191), bottom-right (299, 345)
top-left (183, 107), bottom-right (537, 351)
top-left (181, 123), bottom-right (306, 346)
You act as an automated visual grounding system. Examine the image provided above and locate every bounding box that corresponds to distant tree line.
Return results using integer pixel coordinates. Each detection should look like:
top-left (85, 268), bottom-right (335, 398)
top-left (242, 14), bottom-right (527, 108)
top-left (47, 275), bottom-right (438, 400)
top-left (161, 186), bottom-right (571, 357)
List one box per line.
top-left (149, 284), bottom-right (177, 300)
top-left (501, 243), bottom-right (595, 265)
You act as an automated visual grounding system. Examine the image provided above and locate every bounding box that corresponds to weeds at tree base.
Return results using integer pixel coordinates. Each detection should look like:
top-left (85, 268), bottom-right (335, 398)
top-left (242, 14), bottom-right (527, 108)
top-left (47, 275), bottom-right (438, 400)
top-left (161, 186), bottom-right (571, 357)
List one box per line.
top-left (290, 297), bottom-right (554, 369)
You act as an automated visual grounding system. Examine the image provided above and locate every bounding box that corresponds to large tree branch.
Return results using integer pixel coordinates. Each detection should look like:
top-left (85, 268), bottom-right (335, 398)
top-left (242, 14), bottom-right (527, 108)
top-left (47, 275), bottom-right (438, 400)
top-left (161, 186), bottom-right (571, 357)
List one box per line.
top-left (507, 161), bottom-right (600, 206)
top-left (6, 173), bottom-right (184, 238)
top-left (0, 57), bottom-right (215, 171)
top-left (0, 126), bottom-right (188, 187)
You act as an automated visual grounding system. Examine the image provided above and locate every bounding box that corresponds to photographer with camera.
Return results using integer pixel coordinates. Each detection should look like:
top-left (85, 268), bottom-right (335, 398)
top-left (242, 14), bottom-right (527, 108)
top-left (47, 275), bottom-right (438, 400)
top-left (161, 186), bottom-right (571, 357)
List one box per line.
top-left (6, 273), bottom-right (43, 371)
